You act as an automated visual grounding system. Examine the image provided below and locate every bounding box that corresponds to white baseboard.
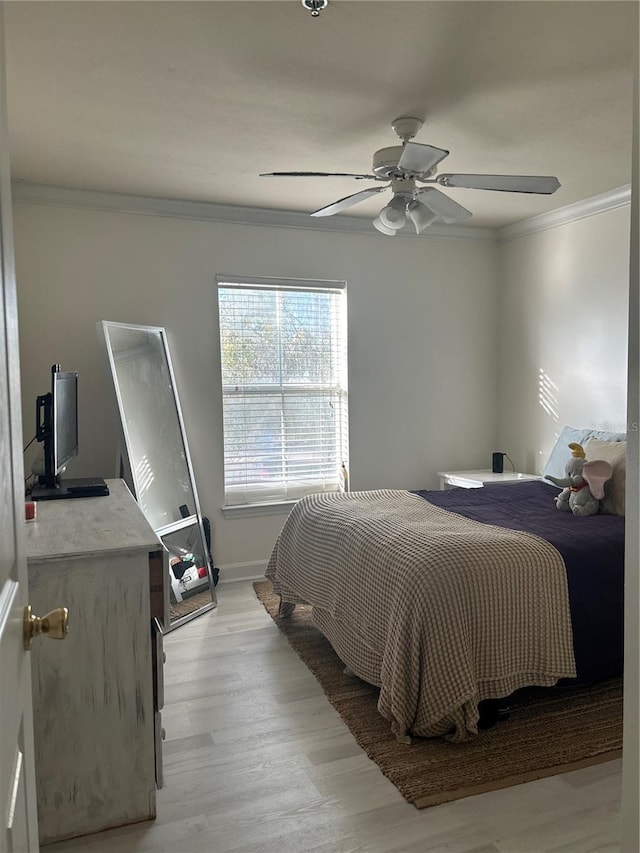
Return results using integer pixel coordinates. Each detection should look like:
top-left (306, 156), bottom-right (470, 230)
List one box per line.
top-left (216, 560), bottom-right (267, 584)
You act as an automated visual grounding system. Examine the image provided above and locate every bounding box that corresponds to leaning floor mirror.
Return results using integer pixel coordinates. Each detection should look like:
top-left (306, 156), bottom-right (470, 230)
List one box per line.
top-left (99, 320), bottom-right (217, 630)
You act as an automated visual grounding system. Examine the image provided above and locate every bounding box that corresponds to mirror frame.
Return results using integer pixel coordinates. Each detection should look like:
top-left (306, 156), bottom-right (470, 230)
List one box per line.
top-left (99, 320), bottom-right (216, 630)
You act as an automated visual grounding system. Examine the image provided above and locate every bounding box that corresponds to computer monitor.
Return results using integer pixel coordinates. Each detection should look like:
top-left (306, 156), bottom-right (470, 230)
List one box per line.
top-left (31, 365), bottom-right (108, 501)
top-left (36, 364), bottom-right (78, 490)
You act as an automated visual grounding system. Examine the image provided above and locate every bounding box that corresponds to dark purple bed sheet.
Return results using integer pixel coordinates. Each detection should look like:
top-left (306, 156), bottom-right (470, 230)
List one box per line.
top-left (413, 480), bottom-right (625, 684)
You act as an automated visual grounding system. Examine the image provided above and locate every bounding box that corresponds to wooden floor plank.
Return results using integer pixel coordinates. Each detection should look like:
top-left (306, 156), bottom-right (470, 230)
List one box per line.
top-left (46, 580), bottom-right (622, 853)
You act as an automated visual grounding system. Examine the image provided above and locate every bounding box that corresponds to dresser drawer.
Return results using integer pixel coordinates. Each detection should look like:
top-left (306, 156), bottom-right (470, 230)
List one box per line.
top-left (151, 617), bottom-right (164, 711)
top-left (149, 548), bottom-right (167, 624)
top-left (154, 711), bottom-right (164, 790)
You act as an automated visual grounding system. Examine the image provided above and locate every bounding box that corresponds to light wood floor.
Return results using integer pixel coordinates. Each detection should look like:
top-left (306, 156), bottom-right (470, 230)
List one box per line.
top-left (48, 580), bottom-right (622, 853)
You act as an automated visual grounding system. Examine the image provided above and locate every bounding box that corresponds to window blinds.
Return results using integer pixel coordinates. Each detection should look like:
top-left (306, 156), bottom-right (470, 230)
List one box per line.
top-left (217, 278), bottom-right (349, 506)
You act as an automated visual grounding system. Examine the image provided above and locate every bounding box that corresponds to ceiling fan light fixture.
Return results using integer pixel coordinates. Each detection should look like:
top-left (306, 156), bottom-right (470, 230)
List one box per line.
top-left (378, 196), bottom-right (407, 231)
top-left (407, 200), bottom-right (439, 234)
top-left (372, 215), bottom-right (396, 236)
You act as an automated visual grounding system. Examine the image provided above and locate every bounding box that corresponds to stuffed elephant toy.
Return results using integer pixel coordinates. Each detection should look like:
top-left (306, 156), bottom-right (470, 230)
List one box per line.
top-left (545, 442), bottom-right (613, 516)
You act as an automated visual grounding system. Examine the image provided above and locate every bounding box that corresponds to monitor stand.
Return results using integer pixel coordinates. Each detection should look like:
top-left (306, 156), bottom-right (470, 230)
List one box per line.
top-left (31, 477), bottom-right (110, 501)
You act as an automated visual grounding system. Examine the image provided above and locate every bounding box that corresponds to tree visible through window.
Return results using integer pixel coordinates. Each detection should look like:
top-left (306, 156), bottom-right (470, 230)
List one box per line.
top-left (217, 277), bottom-right (349, 506)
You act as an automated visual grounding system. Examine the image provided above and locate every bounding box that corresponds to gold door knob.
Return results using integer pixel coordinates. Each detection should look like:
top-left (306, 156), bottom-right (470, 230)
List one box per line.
top-left (23, 605), bottom-right (69, 650)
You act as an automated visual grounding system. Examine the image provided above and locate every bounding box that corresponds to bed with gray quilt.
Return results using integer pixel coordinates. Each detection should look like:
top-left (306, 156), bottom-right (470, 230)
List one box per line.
top-left (265, 481), bottom-right (624, 742)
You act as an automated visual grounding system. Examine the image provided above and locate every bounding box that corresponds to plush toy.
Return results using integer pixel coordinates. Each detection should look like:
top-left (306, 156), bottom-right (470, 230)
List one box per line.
top-left (545, 442), bottom-right (613, 516)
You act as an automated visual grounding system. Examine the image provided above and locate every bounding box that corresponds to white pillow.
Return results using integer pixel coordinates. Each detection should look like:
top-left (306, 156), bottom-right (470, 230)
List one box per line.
top-left (541, 425), bottom-right (626, 483)
top-left (541, 426), bottom-right (591, 482)
top-left (585, 437), bottom-right (626, 516)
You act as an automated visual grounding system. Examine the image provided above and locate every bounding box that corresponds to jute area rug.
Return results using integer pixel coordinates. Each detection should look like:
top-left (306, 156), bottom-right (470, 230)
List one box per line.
top-left (254, 580), bottom-right (622, 808)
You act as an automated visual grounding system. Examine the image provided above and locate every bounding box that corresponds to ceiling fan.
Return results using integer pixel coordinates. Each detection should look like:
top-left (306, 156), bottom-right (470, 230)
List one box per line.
top-left (260, 117), bottom-right (560, 235)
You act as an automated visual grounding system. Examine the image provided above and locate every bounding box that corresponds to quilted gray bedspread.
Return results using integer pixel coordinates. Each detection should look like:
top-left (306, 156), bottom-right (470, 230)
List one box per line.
top-left (265, 489), bottom-right (577, 741)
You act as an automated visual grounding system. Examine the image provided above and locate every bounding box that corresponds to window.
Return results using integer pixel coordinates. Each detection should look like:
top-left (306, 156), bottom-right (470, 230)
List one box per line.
top-left (217, 276), bottom-right (349, 507)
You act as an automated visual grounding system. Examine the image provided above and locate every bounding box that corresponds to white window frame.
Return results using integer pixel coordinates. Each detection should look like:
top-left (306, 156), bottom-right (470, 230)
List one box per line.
top-left (217, 275), bottom-right (349, 516)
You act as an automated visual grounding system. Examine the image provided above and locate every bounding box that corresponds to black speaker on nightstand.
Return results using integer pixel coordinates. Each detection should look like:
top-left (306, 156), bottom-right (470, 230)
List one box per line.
top-left (492, 452), bottom-right (505, 474)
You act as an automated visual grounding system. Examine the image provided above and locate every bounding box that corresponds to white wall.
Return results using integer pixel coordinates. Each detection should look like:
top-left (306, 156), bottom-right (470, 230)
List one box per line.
top-left (13, 201), bottom-right (499, 575)
top-left (497, 205), bottom-right (630, 474)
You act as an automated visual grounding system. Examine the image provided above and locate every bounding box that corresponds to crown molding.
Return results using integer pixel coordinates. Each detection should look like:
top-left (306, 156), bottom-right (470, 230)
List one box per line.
top-left (13, 181), bottom-right (629, 245)
top-left (498, 184), bottom-right (632, 242)
top-left (10, 182), bottom-right (497, 243)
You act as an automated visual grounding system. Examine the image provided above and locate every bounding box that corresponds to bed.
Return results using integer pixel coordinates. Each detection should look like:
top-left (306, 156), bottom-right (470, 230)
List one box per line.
top-left (265, 431), bottom-right (626, 743)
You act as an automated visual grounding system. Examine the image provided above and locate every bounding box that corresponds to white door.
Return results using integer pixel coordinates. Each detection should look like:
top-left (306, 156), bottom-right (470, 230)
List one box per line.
top-left (0, 5), bottom-right (39, 851)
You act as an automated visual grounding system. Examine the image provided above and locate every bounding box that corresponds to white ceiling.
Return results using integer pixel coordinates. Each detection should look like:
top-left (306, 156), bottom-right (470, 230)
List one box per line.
top-left (3, 1), bottom-right (637, 230)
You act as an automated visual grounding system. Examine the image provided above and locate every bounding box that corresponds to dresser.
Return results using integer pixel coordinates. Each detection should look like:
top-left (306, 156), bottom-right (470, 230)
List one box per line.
top-left (25, 479), bottom-right (167, 845)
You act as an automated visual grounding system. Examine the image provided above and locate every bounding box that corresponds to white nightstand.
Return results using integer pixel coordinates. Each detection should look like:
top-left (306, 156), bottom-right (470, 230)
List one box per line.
top-left (437, 469), bottom-right (539, 490)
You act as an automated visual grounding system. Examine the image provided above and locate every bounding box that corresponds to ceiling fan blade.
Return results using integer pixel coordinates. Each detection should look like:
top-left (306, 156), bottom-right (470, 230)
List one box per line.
top-left (415, 187), bottom-right (472, 223)
top-left (260, 171), bottom-right (378, 180)
top-left (310, 186), bottom-right (389, 217)
top-left (436, 174), bottom-right (561, 194)
top-left (397, 142), bottom-right (450, 174)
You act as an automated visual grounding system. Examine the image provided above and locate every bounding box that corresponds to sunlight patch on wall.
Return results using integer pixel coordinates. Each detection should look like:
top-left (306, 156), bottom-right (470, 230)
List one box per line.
top-left (538, 368), bottom-right (559, 422)
top-left (136, 454), bottom-right (155, 505)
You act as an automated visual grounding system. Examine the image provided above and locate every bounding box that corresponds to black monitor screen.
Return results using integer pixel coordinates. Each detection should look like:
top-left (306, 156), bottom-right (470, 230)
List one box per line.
top-left (53, 371), bottom-right (78, 472)
top-left (32, 365), bottom-right (108, 500)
